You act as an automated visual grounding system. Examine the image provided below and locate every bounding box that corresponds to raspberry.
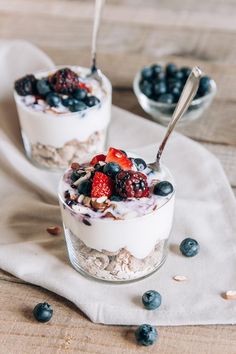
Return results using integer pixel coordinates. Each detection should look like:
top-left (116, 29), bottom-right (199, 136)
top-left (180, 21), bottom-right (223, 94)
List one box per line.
top-left (105, 147), bottom-right (133, 170)
top-left (14, 75), bottom-right (37, 96)
top-left (48, 68), bottom-right (80, 94)
top-left (91, 172), bottom-right (114, 198)
top-left (115, 170), bottom-right (149, 198)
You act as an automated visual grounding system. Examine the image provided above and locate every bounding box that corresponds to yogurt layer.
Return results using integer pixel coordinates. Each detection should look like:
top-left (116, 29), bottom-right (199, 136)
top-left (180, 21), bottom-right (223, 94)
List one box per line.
top-left (14, 66), bottom-right (111, 147)
top-left (58, 149), bottom-right (175, 259)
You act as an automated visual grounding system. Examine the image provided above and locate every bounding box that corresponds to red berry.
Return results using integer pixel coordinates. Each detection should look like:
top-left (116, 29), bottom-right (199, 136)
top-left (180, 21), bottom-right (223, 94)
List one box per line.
top-left (115, 170), bottom-right (149, 198)
top-left (91, 172), bottom-right (114, 198)
top-left (49, 68), bottom-right (80, 94)
top-left (90, 154), bottom-right (106, 166)
top-left (105, 148), bottom-right (132, 170)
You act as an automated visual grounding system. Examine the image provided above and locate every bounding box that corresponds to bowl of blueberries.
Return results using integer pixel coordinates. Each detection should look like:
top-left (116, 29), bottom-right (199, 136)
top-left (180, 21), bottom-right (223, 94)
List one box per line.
top-left (133, 63), bottom-right (216, 126)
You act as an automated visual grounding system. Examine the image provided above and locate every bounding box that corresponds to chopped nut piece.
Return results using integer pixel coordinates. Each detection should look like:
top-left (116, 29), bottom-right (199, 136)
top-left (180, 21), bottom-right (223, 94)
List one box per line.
top-left (73, 172), bottom-right (91, 186)
top-left (46, 226), bottom-right (62, 236)
top-left (70, 194), bottom-right (77, 201)
top-left (91, 199), bottom-right (108, 211)
top-left (173, 275), bottom-right (187, 282)
top-left (71, 162), bottom-right (80, 170)
top-left (96, 196), bottom-right (107, 203)
top-left (82, 196), bottom-right (92, 208)
top-left (103, 211), bottom-right (117, 219)
top-left (77, 194), bottom-right (84, 203)
top-left (224, 290), bottom-right (236, 300)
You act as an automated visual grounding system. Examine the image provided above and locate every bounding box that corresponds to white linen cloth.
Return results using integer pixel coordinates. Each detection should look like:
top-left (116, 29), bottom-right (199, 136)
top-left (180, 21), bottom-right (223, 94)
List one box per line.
top-left (0, 41), bottom-right (236, 325)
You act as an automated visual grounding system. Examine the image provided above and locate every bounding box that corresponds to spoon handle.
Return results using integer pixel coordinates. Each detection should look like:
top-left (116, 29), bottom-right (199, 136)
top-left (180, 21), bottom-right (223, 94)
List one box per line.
top-left (91, 0), bottom-right (105, 72)
top-left (156, 66), bottom-right (202, 164)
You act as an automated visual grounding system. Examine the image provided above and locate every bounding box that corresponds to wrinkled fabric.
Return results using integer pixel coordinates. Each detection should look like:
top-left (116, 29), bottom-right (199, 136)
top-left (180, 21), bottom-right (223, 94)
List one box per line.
top-left (0, 41), bottom-right (236, 325)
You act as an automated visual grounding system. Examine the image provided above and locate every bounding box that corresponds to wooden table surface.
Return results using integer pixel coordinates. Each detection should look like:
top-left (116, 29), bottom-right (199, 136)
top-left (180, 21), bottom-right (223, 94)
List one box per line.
top-left (0, 0), bottom-right (236, 353)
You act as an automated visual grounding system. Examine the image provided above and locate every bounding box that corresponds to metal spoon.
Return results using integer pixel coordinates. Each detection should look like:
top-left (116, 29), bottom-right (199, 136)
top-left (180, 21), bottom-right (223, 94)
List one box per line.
top-left (87, 0), bottom-right (105, 84)
top-left (149, 66), bottom-right (202, 172)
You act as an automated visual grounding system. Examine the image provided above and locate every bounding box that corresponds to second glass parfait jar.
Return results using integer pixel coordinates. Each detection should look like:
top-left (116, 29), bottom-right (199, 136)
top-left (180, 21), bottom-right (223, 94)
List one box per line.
top-left (14, 66), bottom-right (112, 170)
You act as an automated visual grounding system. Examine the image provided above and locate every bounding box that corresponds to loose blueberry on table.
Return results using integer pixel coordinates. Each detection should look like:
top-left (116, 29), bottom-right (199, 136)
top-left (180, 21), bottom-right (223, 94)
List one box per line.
top-left (180, 238), bottom-right (199, 257)
top-left (14, 67), bottom-right (101, 113)
top-left (139, 62), bottom-right (212, 103)
top-left (135, 324), bottom-right (158, 346)
top-left (142, 290), bottom-right (162, 310)
top-left (33, 302), bottom-right (53, 323)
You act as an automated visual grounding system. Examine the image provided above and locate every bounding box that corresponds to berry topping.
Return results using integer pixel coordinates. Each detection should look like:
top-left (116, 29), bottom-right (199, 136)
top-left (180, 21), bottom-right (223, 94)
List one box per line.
top-left (73, 88), bottom-right (87, 100)
top-left (14, 74), bottom-right (37, 96)
top-left (135, 324), bottom-right (158, 346)
top-left (33, 302), bottom-right (53, 323)
top-left (49, 67), bottom-right (79, 94)
top-left (46, 92), bottom-right (62, 107)
top-left (180, 238), bottom-right (199, 257)
top-left (166, 63), bottom-right (177, 77)
top-left (153, 181), bottom-right (174, 196)
top-left (105, 148), bottom-right (133, 170)
top-left (142, 290), bottom-right (162, 310)
top-left (103, 162), bottom-right (121, 178)
top-left (36, 79), bottom-right (51, 96)
top-left (78, 180), bottom-right (92, 197)
top-left (84, 95), bottom-right (100, 107)
top-left (91, 172), bottom-right (114, 198)
top-left (141, 67), bottom-right (153, 80)
top-left (132, 158), bottom-right (147, 171)
top-left (90, 154), bottom-right (106, 166)
top-left (68, 100), bottom-right (87, 112)
top-left (115, 170), bottom-right (149, 198)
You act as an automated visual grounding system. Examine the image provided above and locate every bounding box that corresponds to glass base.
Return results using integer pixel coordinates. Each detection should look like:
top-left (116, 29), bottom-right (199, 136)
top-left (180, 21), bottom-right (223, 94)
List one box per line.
top-left (63, 226), bottom-right (168, 284)
top-left (21, 129), bottom-right (107, 170)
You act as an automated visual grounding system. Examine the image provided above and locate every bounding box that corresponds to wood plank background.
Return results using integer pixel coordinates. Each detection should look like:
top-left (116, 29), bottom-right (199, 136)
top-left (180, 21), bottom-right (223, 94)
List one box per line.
top-left (0, 0), bottom-right (236, 353)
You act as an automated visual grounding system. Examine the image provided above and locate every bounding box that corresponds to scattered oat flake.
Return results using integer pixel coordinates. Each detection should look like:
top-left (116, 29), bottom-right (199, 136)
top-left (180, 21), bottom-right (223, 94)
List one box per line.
top-left (173, 275), bottom-right (188, 282)
top-left (224, 290), bottom-right (236, 300)
top-left (46, 226), bottom-right (62, 236)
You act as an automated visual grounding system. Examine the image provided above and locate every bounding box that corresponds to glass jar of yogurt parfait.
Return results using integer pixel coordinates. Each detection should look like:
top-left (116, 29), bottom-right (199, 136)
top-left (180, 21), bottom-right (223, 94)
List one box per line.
top-left (58, 147), bottom-right (175, 283)
top-left (14, 66), bottom-right (111, 170)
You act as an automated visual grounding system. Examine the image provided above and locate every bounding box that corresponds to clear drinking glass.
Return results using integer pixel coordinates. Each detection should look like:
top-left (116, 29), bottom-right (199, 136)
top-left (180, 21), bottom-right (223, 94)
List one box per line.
top-left (14, 66), bottom-right (112, 170)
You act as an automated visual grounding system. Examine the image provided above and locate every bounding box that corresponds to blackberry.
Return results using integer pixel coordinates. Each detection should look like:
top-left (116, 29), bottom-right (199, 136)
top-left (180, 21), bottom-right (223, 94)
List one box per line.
top-left (14, 74), bottom-right (37, 96)
top-left (49, 68), bottom-right (79, 94)
top-left (115, 170), bottom-right (149, 198)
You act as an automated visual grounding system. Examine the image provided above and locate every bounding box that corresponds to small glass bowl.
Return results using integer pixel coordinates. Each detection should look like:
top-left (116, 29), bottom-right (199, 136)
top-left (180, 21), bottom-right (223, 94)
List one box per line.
top-left (133, 69), bottom-right (217, 126)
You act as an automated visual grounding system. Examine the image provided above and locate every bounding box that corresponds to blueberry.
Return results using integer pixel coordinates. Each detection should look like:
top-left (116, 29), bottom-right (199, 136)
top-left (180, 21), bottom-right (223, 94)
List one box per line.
top-left (133, 158), bottom-right (147, 171)
top-left (167, 78), bottom-right (183, 90)
top-left (36, 79), bottom-right (51, 95)
top-left (157, 93), bottom-right (174, 104)
top-left (94, 163), bottom-right (104, 172)
top-left (181, 67), bottom-right (191, 78)
top-left (141, 67), bottom-right (153, 80)
top-left (69, 100), bottom-right (87, 112)
top-left (153, 81), bottom-right (167, 96)
top-left (151, 64), bottom-right (163, 78)
top-left (140, 81), bottom-right (153, 98)
top-left (166, 63), bottom-right (177, 77)
top-left (77, 180), bottom-right (92, 196)
top-left (153, 181), bottom-right (174, 196)
top-left (110, 195), bottom-right (123, 202)
top-left (85, 95), bottom-right (100, 107)
top-left (103, 162), bottom-right (121, 178)
top-left (142, 290), bottom-right (162, 310)
top-left (73, 88), bottom-right (87, 100)
top-left (62, 97), bottom-right (75, 107)
top-left (171, 86), bottom-right (182, 102)
top-left (33, 302), bottom-right (53, 323)
top-left (180, 238), bottom-right (199, 257)
top-left (198, 76), bottom-right (211, 96)
top-left (46, 92), bottom-right (61, 107)
top-left (174, 70), bottom-right (185, 80)
top-left (135, 324), bottom-right (158, 346)
top-left (71, 171), bottom-right (80, 182)
top-left (66, 199), bottom-right (77, 207)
